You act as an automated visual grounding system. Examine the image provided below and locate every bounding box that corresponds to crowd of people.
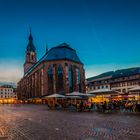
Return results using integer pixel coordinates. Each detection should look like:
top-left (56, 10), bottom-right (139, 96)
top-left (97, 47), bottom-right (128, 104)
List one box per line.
top-left (76, 100), bottom-right (140, 113)
top-left (91, 100), bottom-right (140, 113)
top-left (47, 99), bottom-right (140, 114)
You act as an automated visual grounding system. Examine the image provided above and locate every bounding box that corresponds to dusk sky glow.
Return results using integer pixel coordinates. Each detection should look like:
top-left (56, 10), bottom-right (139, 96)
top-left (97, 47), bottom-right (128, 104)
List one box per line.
top-left (0, 0), bottom-right (140, 83)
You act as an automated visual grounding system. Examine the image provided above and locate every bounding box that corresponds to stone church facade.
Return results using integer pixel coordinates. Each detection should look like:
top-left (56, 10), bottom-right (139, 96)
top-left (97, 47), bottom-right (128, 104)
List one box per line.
top-left (17, 31), bottom-right (85, 100)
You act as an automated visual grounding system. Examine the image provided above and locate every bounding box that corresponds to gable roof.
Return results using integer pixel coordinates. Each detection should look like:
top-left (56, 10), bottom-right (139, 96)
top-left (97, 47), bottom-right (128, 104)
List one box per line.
top-left (87, 67), bottom-right (140, 82)
top-left (112, 67), bottom-right (140, 78)
top-left (87, 71), bottom-right (114, 82)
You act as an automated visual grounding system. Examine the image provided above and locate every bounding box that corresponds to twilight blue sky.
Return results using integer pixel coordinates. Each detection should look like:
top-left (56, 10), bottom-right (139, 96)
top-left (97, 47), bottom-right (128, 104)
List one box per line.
top-left (0, 0), bottom-right (140, 82)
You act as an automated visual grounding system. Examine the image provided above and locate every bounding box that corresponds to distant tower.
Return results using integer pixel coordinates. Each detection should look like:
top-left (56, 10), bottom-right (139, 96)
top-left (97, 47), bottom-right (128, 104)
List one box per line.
top-left (24, 28), bottom-right (37, 74)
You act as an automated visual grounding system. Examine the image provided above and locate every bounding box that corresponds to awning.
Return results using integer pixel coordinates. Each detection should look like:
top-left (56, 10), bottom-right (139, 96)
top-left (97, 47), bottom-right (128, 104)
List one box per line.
top-left (66, 96), bottom-right (82, 99)
top-left (66, 91), bottom-right (90, 97)
top-left (88, 89), bottom-right (120, 95)
top-left (129, 86), bottom-right (140, 92)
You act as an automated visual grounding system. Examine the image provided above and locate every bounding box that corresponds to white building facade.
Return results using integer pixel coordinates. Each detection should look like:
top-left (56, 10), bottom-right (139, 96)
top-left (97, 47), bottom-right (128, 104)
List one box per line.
top-left (0, 86), bottom-right (17, 103)
top-left (87, 67), bottom-right (140, 94)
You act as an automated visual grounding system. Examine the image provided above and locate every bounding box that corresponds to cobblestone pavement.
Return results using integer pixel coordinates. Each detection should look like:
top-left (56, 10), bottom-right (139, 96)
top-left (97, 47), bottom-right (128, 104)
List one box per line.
top-left (0, 105), bottom-right (139, 140)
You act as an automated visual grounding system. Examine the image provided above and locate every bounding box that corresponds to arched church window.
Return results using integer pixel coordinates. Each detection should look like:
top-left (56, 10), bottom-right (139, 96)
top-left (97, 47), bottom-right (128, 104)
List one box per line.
top-left (57, 65), bottom-right (63, 93)
top-left (68, 66), bottom-right (73, 92)
top-left (77, 68), bottom-right (81, 92)
top-left (47, 66), bottom-right (53, 94)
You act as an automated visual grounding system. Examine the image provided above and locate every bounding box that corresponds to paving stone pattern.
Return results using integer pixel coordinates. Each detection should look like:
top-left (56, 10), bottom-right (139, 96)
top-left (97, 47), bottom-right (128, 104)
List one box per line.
top-left (0, 104), bottom-right (139, 140)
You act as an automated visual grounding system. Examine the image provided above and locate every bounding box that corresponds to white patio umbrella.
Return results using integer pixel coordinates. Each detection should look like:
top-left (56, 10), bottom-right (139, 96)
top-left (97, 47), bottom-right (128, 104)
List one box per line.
top-left (66, 91), bottom-right (90, 96)
top-left (43, 93), bottom-right (65, 98)
top-left (66, 96), bottom-right (82, 99)
top-left (42, 94), bottom-right (65, 107)
top-left (66, 91), bottom-right (91, 103)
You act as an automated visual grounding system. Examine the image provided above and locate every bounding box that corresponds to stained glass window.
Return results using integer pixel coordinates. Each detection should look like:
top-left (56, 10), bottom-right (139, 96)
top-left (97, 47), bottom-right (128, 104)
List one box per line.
top-left (47, 66), bottom-right (53, 94)
top-left (57, 65), bottom-right (63, 93)
top-left (68, 66), bottom-right (73, 92)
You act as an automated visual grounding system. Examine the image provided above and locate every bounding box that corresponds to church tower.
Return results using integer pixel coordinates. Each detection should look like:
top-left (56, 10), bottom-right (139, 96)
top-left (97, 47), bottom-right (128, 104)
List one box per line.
top-left (24, 29), bottom-right (37, 74)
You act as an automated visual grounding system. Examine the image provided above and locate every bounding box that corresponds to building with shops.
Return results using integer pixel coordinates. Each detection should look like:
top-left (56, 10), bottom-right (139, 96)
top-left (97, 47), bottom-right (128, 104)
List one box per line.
top-left (86, 67), bottom-right (140, 94)
top-left (0, 85), bottom-right (17, 103)
top-left (17, 31), bottom-right (85, 100)
top-left (86, 71), bottom-right (113, 92)
top-left (110, 68), bottom-right (140, 93)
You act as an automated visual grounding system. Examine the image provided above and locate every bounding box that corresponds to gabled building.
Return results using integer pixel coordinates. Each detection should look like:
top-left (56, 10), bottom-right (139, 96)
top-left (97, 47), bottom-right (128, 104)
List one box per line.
top-left (0, 84), bottom-right (17, 104)
top-left (17, 31), bottom-right (85, 100)
top-left (86, 67), bottom-right (140, 94)
top-left (86, 71), bottom-right (114, 92)
top-left (110, 67), bottom-right (140, 93)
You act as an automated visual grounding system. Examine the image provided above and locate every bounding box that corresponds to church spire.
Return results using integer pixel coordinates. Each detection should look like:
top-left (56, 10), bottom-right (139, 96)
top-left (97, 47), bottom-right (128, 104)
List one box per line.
top-left (29, 27), bottom-right (33, 41)
top-left (24, 28), bottom-right (37, 74)
top-left (27, 28), bottom-right (35, 52)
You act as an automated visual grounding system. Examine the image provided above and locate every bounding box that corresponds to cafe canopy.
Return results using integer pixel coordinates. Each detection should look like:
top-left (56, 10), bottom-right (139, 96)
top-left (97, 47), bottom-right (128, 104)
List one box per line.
top-left (129, 86), bottom-right (140, 92)
top-left (43, 93), bottom-right (65, 98)
top-left (66, 91), bottom-right (92, 97)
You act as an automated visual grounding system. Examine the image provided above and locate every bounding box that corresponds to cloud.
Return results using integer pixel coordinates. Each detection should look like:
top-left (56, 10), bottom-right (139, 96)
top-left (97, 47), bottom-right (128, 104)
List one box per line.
top-left (85, 63), bottom-right (140, 78)
top-left (0, 59), bottom-right (23, 83)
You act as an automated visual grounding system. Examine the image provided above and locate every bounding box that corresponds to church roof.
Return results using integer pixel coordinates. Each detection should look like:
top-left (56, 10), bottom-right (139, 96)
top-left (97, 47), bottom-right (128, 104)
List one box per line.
top-left (24, 43), bottom-right (82, 77)
top-left (43, 43), bottom-right (82, 63)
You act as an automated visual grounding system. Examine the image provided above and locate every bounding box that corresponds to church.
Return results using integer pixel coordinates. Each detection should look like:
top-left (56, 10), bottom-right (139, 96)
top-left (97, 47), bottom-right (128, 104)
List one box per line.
top-left (17, 30), bottom-right (85, 100)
